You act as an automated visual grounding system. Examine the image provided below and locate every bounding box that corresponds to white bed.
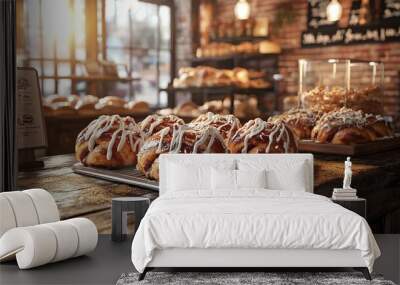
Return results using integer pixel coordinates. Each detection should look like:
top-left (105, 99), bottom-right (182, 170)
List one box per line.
top-left (131, 154), bottom-right (380, 280)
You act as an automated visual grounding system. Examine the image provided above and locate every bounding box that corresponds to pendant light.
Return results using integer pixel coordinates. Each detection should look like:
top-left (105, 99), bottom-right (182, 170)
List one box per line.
top-left (234, 0), bottom-right (251, 20)
top-left (326, 0), bottom-right (343, 22)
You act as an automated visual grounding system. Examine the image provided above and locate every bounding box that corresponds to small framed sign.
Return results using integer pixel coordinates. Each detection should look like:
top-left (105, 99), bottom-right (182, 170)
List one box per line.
top-left (16, 67), bottom-right (47, 168)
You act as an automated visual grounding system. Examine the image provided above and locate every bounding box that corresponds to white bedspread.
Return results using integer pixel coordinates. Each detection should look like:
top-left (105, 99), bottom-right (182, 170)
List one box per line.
top-left (131, 190), bottom-right (380, 273)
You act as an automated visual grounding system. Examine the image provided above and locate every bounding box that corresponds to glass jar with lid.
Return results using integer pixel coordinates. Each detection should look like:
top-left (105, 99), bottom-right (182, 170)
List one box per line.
top-left (298, 59), bottom-right (384, 115)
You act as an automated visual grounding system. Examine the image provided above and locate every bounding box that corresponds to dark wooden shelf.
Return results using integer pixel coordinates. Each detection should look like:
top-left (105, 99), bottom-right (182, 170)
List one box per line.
top-left (211, 35), bottom-right (269, 44)
top-left (161, 86), bottom-right (274, 95)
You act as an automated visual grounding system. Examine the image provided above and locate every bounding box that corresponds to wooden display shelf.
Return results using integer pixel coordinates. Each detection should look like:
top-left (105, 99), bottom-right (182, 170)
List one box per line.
top-left (212, 35), bottom-right (269, 44)
top-left (40, 75), bottom-right (141, 83)
top-left (191, 53), bottom-right (280, 64)
top-left (298, 136), bottom-right (400, 156)
top-left (161, 86), bottom-right (274, 95)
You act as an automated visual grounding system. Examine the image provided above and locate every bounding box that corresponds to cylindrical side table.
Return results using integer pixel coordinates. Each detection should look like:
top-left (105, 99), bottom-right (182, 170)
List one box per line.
top-left (112, 197), bottom-right (150, 242)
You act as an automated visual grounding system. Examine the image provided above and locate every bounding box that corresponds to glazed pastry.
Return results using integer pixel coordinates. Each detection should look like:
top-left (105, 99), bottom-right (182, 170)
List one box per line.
top-left (268, 108), bottom-right (322, 140)
top-left (50, 102), bottom-right (77, 116)
top-left (75, 115), bottom-right (143, 168)
top-left (45, 94), bottom-right (79, 106)
top-left (228, 118), bottom-right (298, 153)
top-left (95, 96), bottom-right (128, 114)
top-left (173, 101), bottom-right (201, 117)
top-left (75, 95), bottom-right (99, 116)
top-left (125, 101), bottom-right (150, 114)
top-left (190, 112), bottom-right (241, 142)
top-left (311, 108), bottom-right (393, 144)
top-left (140, 114), bottom-right (184, 139)
top-left (199, 100), bottom-right (227, 115)
top-left (137, 124), bottom-right (227, 180)
top-left (156, 108), bottom-right (174, 116)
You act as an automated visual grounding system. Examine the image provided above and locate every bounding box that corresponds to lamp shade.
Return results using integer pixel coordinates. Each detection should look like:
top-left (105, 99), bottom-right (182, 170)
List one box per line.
top-left (326, 0), bottom-right (343, 22)
top-left (234, 0), bottom-right (250, 20)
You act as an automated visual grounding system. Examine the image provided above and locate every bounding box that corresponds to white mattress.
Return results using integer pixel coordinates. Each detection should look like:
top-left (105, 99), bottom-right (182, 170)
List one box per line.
top-left (131, 190), bottom-right (380, 273)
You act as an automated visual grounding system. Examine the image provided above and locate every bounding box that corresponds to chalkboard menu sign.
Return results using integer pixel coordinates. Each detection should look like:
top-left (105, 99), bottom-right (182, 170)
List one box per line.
top-left (302, 23), bottom-right (400, 47)
top-left (382, 0), bottom-right (400, 23)
top-left (307, 0), bottom-right (337, 29)
top-left (302, 0), bottom-right (400, 47)
top-left (348, 0), bottom-right (363, 26)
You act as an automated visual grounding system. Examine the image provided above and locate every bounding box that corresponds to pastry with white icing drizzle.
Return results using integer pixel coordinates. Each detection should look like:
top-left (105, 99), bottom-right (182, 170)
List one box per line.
top-left (268, 108), bottom-right (322, 140)
top-left (75, 115), bottom-right (143, 168)
top-left (311, 107), bottom-right (393, 144)
top-left (228, 118), bottom-right (297, 153)
top-left (189, 112), bottom-right (241, 143)
top-left (140, 114), bottom-right (184, 139)
top-left (137, 124), bottom-right (227, 180)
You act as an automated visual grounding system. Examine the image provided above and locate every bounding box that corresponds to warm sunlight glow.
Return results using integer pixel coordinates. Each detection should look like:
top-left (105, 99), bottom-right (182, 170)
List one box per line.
top-left (234, 0), bottom-right (251, 20)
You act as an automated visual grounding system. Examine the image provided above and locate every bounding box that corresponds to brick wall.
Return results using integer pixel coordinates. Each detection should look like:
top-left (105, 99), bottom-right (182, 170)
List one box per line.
top-left (213, 0), bottom-right (400, 118)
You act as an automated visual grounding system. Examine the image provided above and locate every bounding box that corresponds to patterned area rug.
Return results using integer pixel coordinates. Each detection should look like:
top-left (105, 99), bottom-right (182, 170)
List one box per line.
top-left (116, 271), bottom-right (395, 285)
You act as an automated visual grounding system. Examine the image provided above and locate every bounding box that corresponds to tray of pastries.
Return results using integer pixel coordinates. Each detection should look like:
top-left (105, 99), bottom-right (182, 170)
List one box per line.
top-left (72, 163), bottom-right (159, 191)
top-left (269, 107), bottom-right (398, 156)
top-left (172, 66), bottom-right (271, 90)
top-left (43, 94), bottom-right (151, 118)
top-left (195, 40), bottom-right (281, 59)
top-left (72, 112), bottom-right (298, 185)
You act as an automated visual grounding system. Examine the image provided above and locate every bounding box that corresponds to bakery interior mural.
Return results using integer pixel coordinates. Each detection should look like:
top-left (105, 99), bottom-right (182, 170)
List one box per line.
top-left (1, 0), bottom-right (400, 283)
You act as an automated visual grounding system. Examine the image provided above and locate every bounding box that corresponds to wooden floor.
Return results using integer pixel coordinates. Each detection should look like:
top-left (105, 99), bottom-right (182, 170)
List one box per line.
top-left (17, 152), bottom-right (400, 233)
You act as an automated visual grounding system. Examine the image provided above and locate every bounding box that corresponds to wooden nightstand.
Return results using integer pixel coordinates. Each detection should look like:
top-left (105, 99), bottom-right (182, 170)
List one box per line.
top-left (331, 198), bottom-right (367, 218)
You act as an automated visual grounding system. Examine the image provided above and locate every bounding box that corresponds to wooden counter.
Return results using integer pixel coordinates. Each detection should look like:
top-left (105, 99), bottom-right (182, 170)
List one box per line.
top-left (17, 152), bottom-right (400, 233)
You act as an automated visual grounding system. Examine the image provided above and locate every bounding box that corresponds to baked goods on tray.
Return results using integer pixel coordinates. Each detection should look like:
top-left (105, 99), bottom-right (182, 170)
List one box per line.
top-left (311, 108), bottom-right (393, 144)
top-left (268, 108), bottom-right (322, 140)
top-left (137, 125), bottom-right (227, 180)
top-left (189, 112), bottom-right (241, 142)
top-left (75, 115), bottom-right (143, 168)
top-left (173, 66), bottom-right (270, 89)
top-left (228, 118), bottom-right (298, 153)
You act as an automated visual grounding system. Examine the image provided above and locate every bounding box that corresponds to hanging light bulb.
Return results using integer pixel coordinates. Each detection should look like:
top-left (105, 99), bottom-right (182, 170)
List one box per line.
top-left (234, 0), bottom-right (251, 20)
top-left (326, 0), bottom-right (343, 22)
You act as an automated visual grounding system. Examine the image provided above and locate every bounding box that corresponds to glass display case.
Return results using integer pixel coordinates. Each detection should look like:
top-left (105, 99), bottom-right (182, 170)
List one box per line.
top-left (298, 59), bottom-right (384, 114)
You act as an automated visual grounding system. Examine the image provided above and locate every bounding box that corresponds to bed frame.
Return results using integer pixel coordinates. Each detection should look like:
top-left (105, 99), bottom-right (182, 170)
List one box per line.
top-left (139, 248), bottom-right (371, 280)
top-left (138, 154), bottom-right (372, 281)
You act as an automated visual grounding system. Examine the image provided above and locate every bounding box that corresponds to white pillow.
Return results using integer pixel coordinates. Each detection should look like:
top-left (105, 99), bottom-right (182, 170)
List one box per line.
top-left (211, 169), bottom-right (267, 190)
top-left (238, 159), bottom-right (308, 192)
top-left (167, 160), bottom-right (235, 192)
top-left (236, 169), bottom-right (267, 189)
top-left (211, 168), bottom-right (236, 190)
